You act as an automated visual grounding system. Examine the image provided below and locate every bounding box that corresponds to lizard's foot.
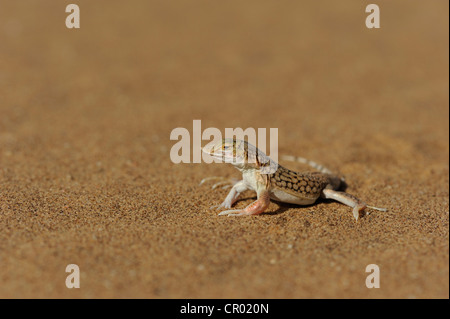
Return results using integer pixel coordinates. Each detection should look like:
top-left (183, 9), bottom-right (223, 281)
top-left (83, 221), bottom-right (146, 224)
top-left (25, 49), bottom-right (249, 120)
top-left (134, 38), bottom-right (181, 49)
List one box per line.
top-left (352, 204), bottom-right (367, 221)
top-left (367, 205), bottom-right (388, 212)
top-left (352, 205), bottom-right (387, 220)
top-left (199, 176), bottom-right (239, 190)
top-left (207, 180), bottom-right (249, 211)
top-left (217, 191), bottom-right (270, 217)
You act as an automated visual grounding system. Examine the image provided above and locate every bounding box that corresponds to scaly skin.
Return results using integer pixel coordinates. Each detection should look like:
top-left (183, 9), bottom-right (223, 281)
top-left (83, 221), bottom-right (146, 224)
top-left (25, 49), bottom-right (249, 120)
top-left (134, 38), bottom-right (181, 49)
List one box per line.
top-left (270, 167), bottom-right (331, 200)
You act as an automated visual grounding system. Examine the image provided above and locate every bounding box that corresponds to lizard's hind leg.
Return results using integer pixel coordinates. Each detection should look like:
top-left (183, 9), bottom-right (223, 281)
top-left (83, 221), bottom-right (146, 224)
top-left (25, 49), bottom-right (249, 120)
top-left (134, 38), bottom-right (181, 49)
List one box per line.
top-left (322, 189), bottom-right (386, 221)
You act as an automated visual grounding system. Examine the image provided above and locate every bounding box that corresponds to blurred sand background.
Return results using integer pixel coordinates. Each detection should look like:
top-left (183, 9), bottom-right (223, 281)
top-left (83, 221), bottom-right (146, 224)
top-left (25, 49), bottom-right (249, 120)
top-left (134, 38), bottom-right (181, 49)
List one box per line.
top-left (0, 1), bottom-right (448, 298)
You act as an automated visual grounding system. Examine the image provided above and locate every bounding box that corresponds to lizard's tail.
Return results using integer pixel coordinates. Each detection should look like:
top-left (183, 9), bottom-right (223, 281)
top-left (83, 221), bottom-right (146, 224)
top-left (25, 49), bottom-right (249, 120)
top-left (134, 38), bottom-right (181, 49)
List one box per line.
top-left (280, 155), bottom-right (334, 175)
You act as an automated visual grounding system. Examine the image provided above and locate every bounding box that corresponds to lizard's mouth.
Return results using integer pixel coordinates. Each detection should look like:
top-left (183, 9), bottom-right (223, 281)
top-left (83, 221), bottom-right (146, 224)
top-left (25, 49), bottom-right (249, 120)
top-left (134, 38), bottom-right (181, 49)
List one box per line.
top-left (202, 144), bottom-right (221, 158)
top-left (202, 146), bottom-right (230, 162)
top-left (202, 145), bottom-right (244, 164)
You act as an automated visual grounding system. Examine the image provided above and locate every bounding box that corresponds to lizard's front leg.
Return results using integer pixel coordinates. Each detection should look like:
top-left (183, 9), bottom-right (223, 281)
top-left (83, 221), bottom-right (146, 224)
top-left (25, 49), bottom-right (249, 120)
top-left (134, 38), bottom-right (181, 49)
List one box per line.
top-left (218, 190), bottom-right (271, 216)
top-left (213, 180), bottom-right (249, 210)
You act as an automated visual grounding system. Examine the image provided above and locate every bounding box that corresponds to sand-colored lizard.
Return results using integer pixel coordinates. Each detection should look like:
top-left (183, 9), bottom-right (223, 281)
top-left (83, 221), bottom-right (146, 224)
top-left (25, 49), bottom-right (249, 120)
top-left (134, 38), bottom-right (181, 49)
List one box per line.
top-left (201, 138), bottom-right (386, 220)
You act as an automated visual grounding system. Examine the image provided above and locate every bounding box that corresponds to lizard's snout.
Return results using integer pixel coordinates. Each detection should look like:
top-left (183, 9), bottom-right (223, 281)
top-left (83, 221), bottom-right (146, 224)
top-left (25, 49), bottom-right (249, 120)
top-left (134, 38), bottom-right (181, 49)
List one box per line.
top-left (202, 144), bottom-right (215, 155)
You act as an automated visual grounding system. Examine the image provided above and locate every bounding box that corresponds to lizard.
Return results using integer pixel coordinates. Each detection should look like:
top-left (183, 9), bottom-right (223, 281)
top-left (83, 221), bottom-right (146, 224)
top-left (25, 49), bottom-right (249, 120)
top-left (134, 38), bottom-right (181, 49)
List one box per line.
top-left (200, 138), bottom-right (386, 220)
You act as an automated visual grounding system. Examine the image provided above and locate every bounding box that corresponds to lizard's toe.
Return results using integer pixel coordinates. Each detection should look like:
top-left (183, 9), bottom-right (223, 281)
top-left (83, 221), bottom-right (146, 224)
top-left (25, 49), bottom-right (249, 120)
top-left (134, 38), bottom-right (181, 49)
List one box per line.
top-left (200, 176), bottom-right (239, 190)
top-left (218, 209), bottom-right (245, 216)
top-left (352, 205), bottom-right (367, 221)
top-left (210, 201), bottom-right (232, 210)
top-left (211, 181), bottom-right (231, 190)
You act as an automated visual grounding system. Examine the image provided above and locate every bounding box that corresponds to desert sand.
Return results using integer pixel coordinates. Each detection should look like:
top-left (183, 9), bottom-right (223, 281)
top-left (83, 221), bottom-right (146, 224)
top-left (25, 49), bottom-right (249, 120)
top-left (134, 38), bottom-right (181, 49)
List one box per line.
top-left (0, 1), bottom-right (448, 298)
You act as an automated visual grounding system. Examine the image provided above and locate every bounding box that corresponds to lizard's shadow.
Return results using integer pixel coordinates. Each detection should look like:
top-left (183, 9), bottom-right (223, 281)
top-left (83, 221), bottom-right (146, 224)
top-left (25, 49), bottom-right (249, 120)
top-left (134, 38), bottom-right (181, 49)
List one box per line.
top-left (266, 198), bottom-right (340, 216)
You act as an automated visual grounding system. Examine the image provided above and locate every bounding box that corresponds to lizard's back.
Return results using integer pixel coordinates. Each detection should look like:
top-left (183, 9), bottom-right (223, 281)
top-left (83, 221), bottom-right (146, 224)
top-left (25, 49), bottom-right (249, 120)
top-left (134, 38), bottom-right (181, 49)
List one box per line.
top-left (268, 165), bottom-right (341, 205)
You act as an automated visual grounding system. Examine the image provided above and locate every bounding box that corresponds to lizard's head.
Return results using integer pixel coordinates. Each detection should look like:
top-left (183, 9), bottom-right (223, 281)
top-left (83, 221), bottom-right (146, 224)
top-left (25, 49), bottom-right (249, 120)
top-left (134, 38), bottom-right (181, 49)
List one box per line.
top-left (202, 138), bottom-right (248, 168)
top-left (202, 138), bottom-right (277, 173)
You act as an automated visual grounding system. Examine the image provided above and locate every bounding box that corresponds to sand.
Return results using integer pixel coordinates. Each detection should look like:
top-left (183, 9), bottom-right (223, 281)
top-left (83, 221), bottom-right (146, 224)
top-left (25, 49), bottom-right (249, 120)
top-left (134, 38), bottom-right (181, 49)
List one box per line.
top-left (0, 1), bottom-right (448, 298)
